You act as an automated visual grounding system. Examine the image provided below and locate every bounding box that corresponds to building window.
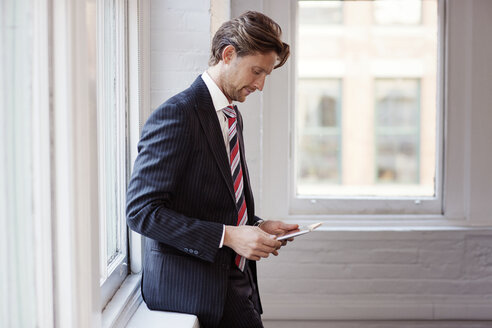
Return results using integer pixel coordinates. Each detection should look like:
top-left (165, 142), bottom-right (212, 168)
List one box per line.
top-left (298, 0), bottom-right (343, 26)
top-left (375, 78), bottom-right (422, 188)
top-left (296, 79), bottom-right (342, 194)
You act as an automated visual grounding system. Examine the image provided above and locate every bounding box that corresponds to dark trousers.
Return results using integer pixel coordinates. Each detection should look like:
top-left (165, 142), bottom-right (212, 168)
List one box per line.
top-left (216, 263), bottom-right (263, 328)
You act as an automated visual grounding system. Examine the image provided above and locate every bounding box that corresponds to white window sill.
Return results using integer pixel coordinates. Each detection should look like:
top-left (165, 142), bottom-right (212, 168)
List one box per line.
top-left (126, 303), bottom-right (200, 328)
top-left (101, 273), bottom-right (200, 328)
top-left (102, 274), bottom-right (142, 328)
top-left (281, 217), bottom-right (492, 231)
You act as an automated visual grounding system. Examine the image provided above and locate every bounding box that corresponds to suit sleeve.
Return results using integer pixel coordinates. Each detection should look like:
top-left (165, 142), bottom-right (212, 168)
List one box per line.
top-left (126, 103), bottom-right (223, 263)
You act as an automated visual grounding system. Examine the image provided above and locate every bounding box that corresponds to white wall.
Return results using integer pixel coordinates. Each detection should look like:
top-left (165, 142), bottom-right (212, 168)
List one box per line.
top-left (150, 0), bottom-right (211, 109)
top-left (149, 0), bottom-right (492, 326)
top-left (258, 230), bottom-right (492, 323)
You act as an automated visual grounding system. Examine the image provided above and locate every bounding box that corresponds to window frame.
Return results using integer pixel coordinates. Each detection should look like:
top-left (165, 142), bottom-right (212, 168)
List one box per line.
top-left (101, 0), bottom-right (148, 325)
top-left (259, 0), bottom-right (470, 222)
top-left (32, 0), bottom-right (55, 325)
top-left (96, 0), bottom-right (131, 309)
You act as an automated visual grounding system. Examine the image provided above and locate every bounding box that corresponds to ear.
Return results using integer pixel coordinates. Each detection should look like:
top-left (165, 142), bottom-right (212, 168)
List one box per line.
top-left (221, 45), bottom-right (236, 64)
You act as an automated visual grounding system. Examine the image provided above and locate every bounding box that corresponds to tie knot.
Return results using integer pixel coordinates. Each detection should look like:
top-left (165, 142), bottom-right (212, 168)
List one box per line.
top-left (222, 105), bottom-right (236, 119)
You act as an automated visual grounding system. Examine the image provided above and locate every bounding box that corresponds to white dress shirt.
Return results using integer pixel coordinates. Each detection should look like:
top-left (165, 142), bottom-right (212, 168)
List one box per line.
top-left (200, 71), bottom-right (234, 248)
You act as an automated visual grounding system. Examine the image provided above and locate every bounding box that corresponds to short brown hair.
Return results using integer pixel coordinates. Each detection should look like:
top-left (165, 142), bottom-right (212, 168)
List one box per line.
top-left (209, 11), bottom-right (290, 69)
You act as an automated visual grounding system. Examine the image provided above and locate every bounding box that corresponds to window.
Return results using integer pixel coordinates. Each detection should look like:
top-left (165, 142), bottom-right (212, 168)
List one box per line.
top-left (2, 0), bottom-right (143, 325)
top-left (97, 0), bottom-right (130, 308)
top-left (295, 0), bottom-right (437, 202)
top-left (261, 0), bottom-right (441, 217)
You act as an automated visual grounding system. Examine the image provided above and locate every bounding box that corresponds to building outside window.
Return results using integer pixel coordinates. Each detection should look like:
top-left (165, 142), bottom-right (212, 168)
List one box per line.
top-left (298, 0), bottom-right (343, 25)
top-left (373, 0), bottom-right (422, 25)
top-left (295, 0), bottom-right (437, 199)
top-left (375, 78), bottom-right (421, 187)
top-left (297, 78), bottom-right (342, 192)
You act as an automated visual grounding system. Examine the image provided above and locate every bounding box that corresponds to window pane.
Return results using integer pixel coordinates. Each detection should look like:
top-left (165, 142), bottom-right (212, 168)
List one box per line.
top-left (295, 0), bottom-right (437, 197)
top-left (103, 0), bottom-right (120, 262)
top-left (98, 0), bottom-right (128, 274)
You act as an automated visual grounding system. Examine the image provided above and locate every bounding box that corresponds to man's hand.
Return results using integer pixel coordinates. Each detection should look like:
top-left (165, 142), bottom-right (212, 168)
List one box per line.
top-left (224, 225), bottom-right (281, 261)
top-left (258, 220), bottom-right (299, 255)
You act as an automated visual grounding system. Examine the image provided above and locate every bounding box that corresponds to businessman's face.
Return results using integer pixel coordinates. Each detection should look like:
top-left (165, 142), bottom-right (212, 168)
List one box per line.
top-left (221, 48), bottom-right (277, 103)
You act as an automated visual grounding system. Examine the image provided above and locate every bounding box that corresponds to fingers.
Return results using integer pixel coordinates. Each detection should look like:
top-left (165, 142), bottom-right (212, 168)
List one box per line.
top-left (255, 242), bottom-right (277, 255)
top-left (281, 223), bottom-right (299, 231)
top-left (249, 242), bottom-right (283, 260)
top-left (257, 250), bottom-right (270, 258)
top-left (260, 233), bottom-right (281, 248)
top-left (246, 250), bottom-right (270, 261)
top-left (232, 226), bottom-right (288, 261)
top-left (249, 224), bottom-right (301, 259)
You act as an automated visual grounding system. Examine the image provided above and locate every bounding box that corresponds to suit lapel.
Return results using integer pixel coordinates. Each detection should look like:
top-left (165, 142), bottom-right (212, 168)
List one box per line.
top-left (192, 77), bottom-right (236, 206)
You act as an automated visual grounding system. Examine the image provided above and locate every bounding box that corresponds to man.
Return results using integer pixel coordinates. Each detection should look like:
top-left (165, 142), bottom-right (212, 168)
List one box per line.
top-left (126, 11), bottom-right (297, 328)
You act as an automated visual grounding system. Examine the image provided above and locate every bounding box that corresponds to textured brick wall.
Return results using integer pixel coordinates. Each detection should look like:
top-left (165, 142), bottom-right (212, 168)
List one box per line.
top-left (258, 229), bottom-right (492, 322)
top-left (150, 0), bottom-right (210, 109)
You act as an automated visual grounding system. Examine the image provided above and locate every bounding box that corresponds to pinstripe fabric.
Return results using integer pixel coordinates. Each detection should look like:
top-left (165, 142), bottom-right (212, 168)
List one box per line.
top-left (126, 76), bottom-right (263, 327)
top-left (217, 266), bottom-right (263, 328)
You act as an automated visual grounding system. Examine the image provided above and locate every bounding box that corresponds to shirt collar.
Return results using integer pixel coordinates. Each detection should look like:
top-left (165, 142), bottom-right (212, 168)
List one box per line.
top-left (201, 71), bottom-right (232, 113)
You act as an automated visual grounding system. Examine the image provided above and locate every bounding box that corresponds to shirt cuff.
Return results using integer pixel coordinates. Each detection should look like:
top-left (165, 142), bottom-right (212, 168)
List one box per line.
top-left (254, 219), bottom-right (265, 227)
top-left (219, 224), bottom-right (225, 248)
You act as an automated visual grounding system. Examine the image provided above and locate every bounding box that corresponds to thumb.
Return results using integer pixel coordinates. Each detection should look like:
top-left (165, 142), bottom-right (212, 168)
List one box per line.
top-left (258, 228), bottom-right (276, 239)
top-left (281, 223), bottom-right (299, 230)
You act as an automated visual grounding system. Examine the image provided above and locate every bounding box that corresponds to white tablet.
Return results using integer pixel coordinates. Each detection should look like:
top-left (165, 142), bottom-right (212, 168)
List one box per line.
top-left (277, 222), bottom-right (322, 241)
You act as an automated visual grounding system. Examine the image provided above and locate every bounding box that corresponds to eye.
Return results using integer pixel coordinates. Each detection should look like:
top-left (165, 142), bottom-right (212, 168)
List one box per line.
top-left (253, 69), bottom-right (261, 75)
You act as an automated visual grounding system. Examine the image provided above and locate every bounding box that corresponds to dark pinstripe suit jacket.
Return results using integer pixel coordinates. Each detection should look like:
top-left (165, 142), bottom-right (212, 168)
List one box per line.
top-left (126, 76), bottom-right (263, 327)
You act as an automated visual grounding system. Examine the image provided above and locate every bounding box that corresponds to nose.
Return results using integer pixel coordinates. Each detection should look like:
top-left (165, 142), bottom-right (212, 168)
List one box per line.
top-left (254, 75), bottom-right (266, 91)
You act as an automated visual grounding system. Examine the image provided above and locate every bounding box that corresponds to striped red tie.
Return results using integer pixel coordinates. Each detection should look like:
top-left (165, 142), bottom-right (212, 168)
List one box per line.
top-left (223, 105), bottom-right (248, 271)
